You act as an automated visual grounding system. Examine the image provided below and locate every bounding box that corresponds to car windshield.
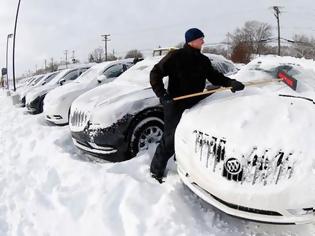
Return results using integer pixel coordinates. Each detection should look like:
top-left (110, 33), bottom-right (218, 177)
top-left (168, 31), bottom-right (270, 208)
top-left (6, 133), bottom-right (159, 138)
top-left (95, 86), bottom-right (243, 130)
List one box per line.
top-left (43, 73), bottom-right (58, 84)
top-left (75, 67), bottom-right (100, 83)
top-left (46, 69), bottom-right (70, 86)
top-left (26, 77), bottom-right (37, 85)
top-left (115, 57), bottom-right (162, 87)
top-left (32, 75), bottom-right (44, 85)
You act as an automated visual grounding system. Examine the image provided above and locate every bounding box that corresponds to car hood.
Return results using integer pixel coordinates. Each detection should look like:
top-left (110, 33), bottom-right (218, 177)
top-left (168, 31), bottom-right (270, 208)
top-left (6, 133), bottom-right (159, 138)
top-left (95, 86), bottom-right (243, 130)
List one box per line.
top-left (179, 89), bottom-right (315, 156)
top-left (44, 81), bottom-right (93, 106)
top-left (176, 89), bottom-right (315, 206)
top-left (70, 81), bottom-right (158, 130)
top-left (72, 81), bottom-right (142, 111)
top-left (26, 83), bottom-right (58, 103)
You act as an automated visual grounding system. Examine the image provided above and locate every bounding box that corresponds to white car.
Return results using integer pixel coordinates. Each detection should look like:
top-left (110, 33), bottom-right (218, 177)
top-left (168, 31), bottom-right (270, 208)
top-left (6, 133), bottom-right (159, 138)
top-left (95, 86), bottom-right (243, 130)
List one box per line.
top-left (17, 72), bottom-right (59, 107)
top-left (175, 55), bottom-right (315, 224)
top-left (26, 65), bottom-right (91, 114)
top-left (43, 60), bottom-right (133, 125)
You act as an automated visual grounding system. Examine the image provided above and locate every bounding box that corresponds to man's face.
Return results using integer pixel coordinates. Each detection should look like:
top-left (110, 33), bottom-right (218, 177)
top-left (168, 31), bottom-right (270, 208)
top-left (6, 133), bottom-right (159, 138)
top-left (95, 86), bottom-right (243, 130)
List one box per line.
top-left (188, 37), bottom-right (204, 50)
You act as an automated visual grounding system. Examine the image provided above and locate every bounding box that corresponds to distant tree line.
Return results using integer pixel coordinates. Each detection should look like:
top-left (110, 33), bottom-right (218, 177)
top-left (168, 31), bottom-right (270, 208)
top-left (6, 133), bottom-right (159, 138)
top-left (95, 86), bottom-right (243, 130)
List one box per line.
top-left (202, 20), bottom-right (315, 63)
top-left (88, 48), bottom-right (143, 63)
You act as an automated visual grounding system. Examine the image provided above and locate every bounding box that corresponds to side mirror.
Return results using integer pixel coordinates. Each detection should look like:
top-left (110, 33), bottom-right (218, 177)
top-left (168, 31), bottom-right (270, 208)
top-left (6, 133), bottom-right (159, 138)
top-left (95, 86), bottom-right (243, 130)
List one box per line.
top-left (59, 79), bottom-right (66, 85)
top-left (97, 75), bottom-right (107, 83)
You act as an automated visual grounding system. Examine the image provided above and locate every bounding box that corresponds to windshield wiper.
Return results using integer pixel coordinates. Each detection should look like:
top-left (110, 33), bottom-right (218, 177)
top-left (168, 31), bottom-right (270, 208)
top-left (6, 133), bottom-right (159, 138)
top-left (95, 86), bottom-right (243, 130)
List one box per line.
top-left (279, 94), bottom-right (315, 104)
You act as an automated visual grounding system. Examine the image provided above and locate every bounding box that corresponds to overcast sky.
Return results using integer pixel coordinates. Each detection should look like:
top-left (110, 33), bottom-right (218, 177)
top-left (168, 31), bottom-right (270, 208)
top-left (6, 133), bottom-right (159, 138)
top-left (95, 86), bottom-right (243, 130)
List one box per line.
top-left (0, 0), bottom-right (315, 77)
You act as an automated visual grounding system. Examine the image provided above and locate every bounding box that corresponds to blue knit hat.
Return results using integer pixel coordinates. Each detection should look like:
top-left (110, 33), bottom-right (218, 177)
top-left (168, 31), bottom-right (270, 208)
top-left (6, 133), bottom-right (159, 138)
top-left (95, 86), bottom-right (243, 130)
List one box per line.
top-left (185, 28), bottom-right (204, 43)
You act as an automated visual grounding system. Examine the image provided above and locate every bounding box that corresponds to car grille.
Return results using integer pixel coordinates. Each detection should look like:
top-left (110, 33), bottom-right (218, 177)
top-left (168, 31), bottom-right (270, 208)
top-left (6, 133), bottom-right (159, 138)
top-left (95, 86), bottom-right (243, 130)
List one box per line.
top-left (70, 109), bottom-right (90, 131)
top-left (193, 130), bottom-right (296, 186)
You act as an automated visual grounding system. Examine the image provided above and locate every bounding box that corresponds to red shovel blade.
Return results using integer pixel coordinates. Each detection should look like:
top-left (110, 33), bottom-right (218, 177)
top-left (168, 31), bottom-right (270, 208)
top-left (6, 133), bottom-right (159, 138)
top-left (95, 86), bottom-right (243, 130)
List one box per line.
top-left (277, 71), bottom-right (298, 91)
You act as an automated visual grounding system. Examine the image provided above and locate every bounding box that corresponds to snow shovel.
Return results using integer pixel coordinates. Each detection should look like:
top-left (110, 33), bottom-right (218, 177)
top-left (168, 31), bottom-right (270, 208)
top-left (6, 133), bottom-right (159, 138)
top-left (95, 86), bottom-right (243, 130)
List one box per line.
top-left (173, 73), bottom-right (297, 101)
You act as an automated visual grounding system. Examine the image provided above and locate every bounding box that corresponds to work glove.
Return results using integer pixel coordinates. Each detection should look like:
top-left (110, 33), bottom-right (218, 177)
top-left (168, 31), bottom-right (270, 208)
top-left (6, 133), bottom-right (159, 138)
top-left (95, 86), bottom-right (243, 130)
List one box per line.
top-left (230, 79), bottom-right (245, 93)
top-left (159, 93), bottom-right (173, 105)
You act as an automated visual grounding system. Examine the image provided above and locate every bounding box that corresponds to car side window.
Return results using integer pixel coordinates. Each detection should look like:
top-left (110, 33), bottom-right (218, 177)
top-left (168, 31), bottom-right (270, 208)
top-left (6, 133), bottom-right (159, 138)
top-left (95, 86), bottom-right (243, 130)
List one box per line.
top-left (103, 64), bottom-right (124, 79)
top-left (79, 68), bottom-right (89, 77)
top-left (61, 70), bottom-right (79, 82)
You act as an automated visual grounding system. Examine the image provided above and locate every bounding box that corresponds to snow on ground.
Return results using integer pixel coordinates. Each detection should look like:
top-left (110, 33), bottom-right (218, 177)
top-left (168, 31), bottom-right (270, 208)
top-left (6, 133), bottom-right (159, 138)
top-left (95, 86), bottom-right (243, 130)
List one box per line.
top-left (0, 89), bottom-right (315, 236)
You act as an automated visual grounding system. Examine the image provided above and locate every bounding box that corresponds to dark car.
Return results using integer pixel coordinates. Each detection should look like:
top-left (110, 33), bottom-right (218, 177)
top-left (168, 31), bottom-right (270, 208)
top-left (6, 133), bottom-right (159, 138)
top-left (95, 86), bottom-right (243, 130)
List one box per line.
top-left (69, 53), bottom-right (238, 161)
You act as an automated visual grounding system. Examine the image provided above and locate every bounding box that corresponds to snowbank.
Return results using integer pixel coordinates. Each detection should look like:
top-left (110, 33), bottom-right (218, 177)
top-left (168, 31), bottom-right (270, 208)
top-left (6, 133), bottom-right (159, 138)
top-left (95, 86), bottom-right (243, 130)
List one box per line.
top-left (1, 58), bottom-right (315, 235)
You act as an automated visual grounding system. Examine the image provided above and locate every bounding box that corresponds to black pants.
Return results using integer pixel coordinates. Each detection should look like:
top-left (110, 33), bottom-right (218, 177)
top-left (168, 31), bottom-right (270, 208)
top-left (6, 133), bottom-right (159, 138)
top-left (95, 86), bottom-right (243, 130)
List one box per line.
top-left (150, 102), bottom-right (186, 177)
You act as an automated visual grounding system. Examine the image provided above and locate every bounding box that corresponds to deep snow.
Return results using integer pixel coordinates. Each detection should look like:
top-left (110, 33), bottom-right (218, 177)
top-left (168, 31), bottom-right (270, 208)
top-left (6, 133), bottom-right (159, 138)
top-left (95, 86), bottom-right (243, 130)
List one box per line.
top-left (1, 90), bottom-right (315, 235)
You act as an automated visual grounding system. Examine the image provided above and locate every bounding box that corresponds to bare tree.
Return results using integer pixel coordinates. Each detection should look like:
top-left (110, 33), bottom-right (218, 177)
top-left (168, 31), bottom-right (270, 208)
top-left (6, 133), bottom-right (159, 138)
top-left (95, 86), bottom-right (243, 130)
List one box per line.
top-left (107, 53), bottom-right (118, 61)
top-left (125, 49), bottom-right (143, 59)
top-left (243, 21), bottom-right (272, 55)
top-left (230, 42), bottom-right (251, 63)
top-left (202, 46), bottom-right (228, 57)
top-left (88, 47), bottom-right (104, 63)
top-left (229, 21), bottom-right (273, 62)
top-left (292, 34), bottom-right (315, 59)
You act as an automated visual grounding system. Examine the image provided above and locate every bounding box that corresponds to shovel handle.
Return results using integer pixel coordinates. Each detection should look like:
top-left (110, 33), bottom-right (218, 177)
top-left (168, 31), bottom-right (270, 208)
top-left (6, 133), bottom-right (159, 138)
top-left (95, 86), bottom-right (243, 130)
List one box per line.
top-left (173, 78), bottom-right (282, 101)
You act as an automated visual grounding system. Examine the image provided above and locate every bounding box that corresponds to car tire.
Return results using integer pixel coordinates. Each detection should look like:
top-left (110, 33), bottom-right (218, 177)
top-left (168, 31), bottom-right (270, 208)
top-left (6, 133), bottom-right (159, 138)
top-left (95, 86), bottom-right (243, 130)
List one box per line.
top-left (128, 116), bottom-right (164, 158)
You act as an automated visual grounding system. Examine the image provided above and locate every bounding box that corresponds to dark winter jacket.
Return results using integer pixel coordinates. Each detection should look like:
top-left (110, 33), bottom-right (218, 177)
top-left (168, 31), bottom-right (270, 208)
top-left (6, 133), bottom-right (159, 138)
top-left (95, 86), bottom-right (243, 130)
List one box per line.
top-left (150, 44), bottom-right (234, 108)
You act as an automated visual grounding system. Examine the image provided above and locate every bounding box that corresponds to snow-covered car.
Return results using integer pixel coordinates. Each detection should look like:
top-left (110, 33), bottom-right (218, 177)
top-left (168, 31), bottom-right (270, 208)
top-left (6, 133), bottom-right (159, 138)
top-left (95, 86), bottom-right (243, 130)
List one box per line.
top-left (17, 72), bottom-right (59, 107)
top-left (26, 65), bottom-right (91, 114)
top-left (69, 53), bottom-right (237, 161)
top-left (43, 60), bottom-right (133, 125)
top-left (175, 55), bottom-right (315, 224)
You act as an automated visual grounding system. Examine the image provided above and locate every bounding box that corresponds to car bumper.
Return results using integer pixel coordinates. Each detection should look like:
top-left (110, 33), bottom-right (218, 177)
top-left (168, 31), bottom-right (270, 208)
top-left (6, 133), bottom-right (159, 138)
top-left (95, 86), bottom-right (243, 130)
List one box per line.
top-left (26, 103), bottom-right (39, 114)
top-left (72, 138), bottom-right (118, 155)
top-left (71, 131), bottom-right (128, 163)
top-left (70, 114), bottom-right (134, 161)
top-left (177, 163), bottom-right (315, 225)
top-left (44, 101), bottom-right (70, 125)
top-left (45, 114), bottom-right (67, 125)
top-left (26, 95), bottom-right (45, 114)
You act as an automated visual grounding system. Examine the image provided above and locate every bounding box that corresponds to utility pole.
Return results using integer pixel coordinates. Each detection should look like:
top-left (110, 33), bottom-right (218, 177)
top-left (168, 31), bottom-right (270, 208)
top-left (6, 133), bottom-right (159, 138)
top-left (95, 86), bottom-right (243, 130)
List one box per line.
top-left (44, 59), bottom-right (47, 71)
top-left (51, 58), bottom-right (54, 72)
top-left (101, 34), bottom-right (110, 61)
top-left (64, 50), bottom-right (68, 68)
top-left (72, 50), bottom-right (75, 63)
top-left (273, 6), bottom-right (281, 56)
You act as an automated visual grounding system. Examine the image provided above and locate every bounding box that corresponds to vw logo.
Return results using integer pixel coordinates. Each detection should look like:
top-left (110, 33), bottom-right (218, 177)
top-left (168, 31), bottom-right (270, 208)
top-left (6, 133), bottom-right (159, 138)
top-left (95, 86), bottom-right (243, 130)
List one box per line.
top-left (224, 158), bottom-right (242, 175)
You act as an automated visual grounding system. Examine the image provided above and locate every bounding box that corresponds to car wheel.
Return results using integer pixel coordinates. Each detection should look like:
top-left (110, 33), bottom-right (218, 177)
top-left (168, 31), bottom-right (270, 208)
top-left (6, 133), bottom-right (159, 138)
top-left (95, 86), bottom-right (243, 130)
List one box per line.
top-left (128, 116), bottom-right (164, 157)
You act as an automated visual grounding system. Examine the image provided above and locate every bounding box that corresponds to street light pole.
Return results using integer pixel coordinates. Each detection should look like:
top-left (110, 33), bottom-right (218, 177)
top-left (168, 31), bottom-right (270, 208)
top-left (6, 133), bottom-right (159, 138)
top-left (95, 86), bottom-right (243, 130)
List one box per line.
top-left (12, 0), bottom-right (22, 92)
top-left (6, 34), bottom-right (13, 90)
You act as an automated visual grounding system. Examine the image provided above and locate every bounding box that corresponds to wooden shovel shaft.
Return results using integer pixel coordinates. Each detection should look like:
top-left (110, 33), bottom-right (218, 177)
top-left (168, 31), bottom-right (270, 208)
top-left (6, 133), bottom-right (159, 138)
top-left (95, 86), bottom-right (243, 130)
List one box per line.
top-left (173, 78), bottom-right (282, 101)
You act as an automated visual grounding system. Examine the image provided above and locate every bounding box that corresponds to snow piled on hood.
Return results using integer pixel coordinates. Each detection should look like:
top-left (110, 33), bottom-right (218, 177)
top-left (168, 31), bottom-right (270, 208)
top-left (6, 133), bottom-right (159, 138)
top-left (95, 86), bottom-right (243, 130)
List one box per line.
top-left (44, 82), bottom-right (89, 108)
top-left (1, 91), bottom-right (314, 235)
top-left (178, 55), bottom-right (315, 204)
top-left (70, 56), bottom-right (164, 129)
